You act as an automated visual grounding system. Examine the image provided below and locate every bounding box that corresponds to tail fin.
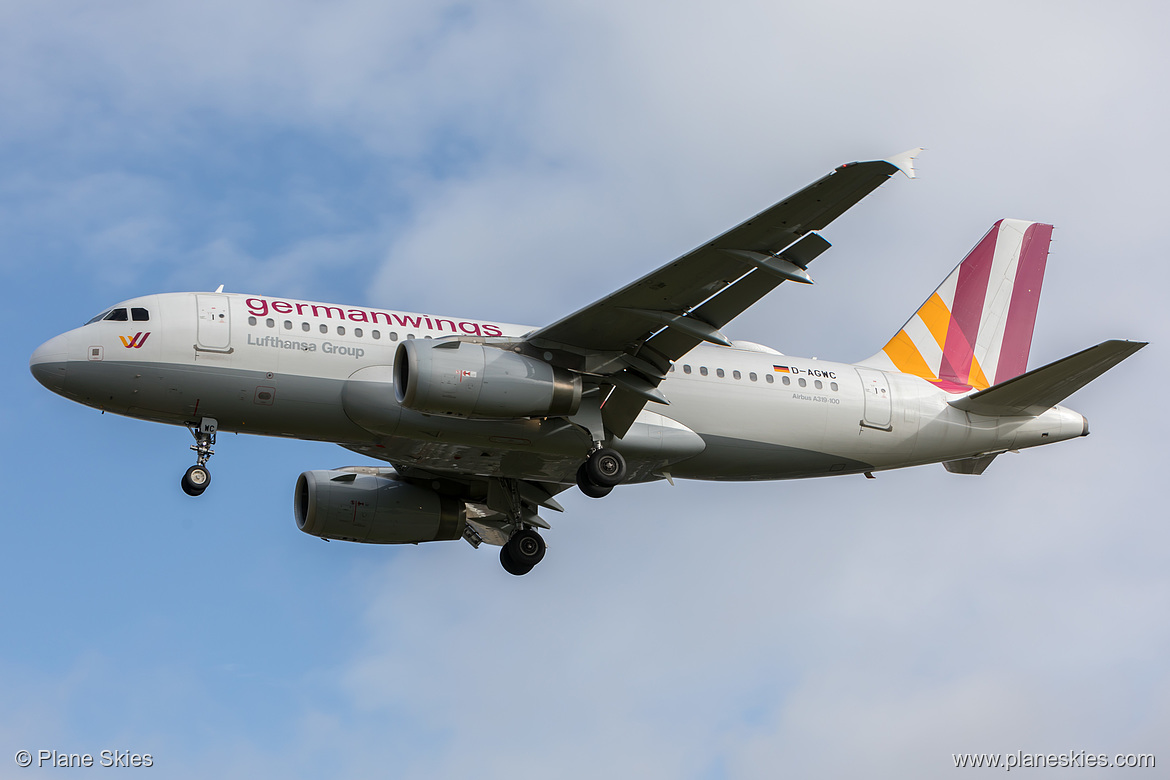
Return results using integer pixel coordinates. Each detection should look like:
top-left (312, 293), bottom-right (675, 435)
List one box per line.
top-left (861, 219), bottom-right (1053, 391)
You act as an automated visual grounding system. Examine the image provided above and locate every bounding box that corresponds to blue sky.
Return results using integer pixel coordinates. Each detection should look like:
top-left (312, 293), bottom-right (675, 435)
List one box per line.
top-left (2, 1), bottom-right (1167, 777)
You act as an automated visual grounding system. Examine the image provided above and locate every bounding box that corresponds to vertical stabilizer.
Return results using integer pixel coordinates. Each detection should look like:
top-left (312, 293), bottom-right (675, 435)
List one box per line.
top-left (861, 219), bottom-right (1053, 391)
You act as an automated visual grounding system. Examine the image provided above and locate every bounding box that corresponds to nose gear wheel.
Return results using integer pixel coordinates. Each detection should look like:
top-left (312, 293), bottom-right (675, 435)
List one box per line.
top-left (182, 418), bottom-right (217, 497)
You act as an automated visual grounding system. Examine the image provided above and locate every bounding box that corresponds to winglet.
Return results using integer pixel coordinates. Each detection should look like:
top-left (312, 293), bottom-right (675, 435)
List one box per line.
top-left (885, 147), bottom-right (924, 179)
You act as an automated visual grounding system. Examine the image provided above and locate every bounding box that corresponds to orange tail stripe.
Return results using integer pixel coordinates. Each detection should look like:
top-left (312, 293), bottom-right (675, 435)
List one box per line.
top-left (883, 329), bottom-right (935, 380)
top-left (968, 355), bottom-right (990, 390)
top-left (918, 292), bottom-right (952, 350)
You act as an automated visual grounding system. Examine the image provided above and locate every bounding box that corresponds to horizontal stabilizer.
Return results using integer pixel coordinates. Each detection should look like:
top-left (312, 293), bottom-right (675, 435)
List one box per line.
top-left (949, 340), bottom-right (1147, 417)
top-left (943, 454), bottom-right (999, 475)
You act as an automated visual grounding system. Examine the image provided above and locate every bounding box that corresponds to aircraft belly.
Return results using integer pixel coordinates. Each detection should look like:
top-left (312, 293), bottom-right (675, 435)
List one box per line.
top-left (345, 411), bottom-right (704, 485)
top-left (60, 360), bottom-right (373, 441)
top-left (669, 435), bottom-right (873, 480)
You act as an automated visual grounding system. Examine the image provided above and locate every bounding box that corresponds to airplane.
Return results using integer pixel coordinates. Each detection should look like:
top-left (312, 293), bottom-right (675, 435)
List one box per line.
top-left (29, 149), bottom-right (1147, 575)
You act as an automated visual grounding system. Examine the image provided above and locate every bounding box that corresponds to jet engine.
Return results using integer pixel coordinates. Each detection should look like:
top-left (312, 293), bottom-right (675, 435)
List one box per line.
top-left (394, 339), bottom-right (581, 419)
top-left (294, 470), bottom-right (466, 544)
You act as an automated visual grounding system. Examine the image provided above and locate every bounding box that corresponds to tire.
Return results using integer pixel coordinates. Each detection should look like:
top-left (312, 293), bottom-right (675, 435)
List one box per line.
top-left (576, 463), bottom-right (613, 498)
top-left (499, 544), bottom-right (534, 576)
top-left (507, 528), bottom-right (546, 568)
top-left (181, 465), bottom-right (211, 497)
top-left (586, 448), bottom-right (626, 487)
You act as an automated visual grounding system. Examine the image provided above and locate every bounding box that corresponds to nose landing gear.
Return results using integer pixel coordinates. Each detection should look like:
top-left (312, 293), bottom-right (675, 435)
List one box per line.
top-left (181, 417), bottom-right (217, 497)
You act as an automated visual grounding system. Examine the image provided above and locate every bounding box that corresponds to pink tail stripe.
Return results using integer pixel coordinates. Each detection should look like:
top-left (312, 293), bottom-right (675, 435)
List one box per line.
top-left (939, 221), bottom-right (1000, 385)
top-left (993, 223), bottom-right (1051, 384)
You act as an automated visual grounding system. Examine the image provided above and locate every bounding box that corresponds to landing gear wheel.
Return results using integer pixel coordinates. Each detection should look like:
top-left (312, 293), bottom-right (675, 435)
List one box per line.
top-left (183, 418), bottom-right (217, 497)
top-left (181, 464), bottom-right (211, 497)
top-left (507, 528), bottom-right (546, 567)
top-left (499, 544), bottom-right (534, 576)
top-left (586, 447), bottom-right (626, 487)
top-left (576, 463), bottom-right (613, 498)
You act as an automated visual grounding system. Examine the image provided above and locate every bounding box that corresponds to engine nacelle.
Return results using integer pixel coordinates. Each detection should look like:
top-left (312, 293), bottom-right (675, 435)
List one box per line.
top-left (394, 339), bottom-right (581, 419)
top-left (294, 470), bottom-right (466, 544)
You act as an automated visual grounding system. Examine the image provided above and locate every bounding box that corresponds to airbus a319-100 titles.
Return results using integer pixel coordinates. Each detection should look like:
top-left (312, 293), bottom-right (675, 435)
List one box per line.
top-left (29, 150), bottom-right (1147, 575)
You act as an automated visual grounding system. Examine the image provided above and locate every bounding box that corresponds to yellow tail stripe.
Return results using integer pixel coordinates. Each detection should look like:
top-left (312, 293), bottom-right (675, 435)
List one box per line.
top-left (918, 292), bottom-right (952, 350)
top-left (968, 355), bottom-right (990, 390)
top-left (882, 329), bottom-right (935, 380)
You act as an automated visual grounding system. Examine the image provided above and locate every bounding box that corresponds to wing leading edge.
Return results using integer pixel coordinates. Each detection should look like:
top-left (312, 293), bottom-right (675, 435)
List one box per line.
top-left (526, 149), bottom-right (922, 436)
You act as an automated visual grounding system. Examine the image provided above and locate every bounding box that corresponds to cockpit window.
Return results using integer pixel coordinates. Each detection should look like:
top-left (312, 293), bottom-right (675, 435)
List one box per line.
top-left (85, 309), bottom-right (113, 325)
top-left (104, 308), bottom-right (129, 322)
top-left (131, 307), bottom-right (149, 322)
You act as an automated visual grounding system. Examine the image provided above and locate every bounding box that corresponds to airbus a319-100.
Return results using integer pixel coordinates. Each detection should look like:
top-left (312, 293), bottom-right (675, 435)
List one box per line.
top-left (29, 150), bottom-right (1146, 575)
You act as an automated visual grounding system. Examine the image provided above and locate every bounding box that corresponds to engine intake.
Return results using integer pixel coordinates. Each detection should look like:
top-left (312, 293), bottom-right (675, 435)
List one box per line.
top-left (394, 339), bottom-right (581, 419)
top-left (295, 470), bottom-right (466, 544)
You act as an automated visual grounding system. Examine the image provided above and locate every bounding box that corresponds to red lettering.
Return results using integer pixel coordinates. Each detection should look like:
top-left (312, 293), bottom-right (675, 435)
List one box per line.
top-left (370, 311), bottom-right (393, 325)
top-left (245, 298), bottom-right (268, 317)
top-left (393, 314), bottom-right (422, 328)
top-left (311, 305), bottom-right (344, 319)
top-left (295, 302), bottom-right (310, 315)
top-left (434, 318), bottom-right (456, 332)
top-left (271, 300), bottom-right (293, 314)
top-left (482, 324), bottom-right (503, 337)
top-left (458, 321), bottom-right (482, 336)
top-left (347, 309), bottom-right (370, 322)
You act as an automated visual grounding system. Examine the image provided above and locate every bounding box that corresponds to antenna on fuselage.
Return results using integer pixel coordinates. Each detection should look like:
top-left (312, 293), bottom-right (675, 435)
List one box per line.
top-left (214, 284), bottom-right (225, 293)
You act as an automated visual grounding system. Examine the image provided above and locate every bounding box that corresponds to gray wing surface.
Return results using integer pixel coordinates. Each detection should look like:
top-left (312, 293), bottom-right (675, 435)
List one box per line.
top-left (525, 151), bottom-right (919, 437)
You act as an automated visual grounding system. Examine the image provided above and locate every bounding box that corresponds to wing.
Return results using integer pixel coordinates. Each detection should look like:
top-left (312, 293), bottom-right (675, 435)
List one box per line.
top-left (526, 149), bottom-right (921, 436)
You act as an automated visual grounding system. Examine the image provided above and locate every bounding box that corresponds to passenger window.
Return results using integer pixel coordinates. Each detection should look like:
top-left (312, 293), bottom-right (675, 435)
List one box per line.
top-left (798, 378), bottom-right (806, 387)
top-left (815, 380), bottom-right (823, 390)
top-left (266, 318), bottom-right (275, 328)
top-left (248, 316), bottom-right (257, 326)
top-left (284, 320), bottom-right (292, 330)
top-left (699, 366), bottom-right (708, 376)
top-left (668, 365), bottom-right (675, 372)
top-left (390, 332), bottom-right (399, 341)
top-left (831, 382), bottom-right (838, 391)
top-left (302, 322), bottom-right (310, 332)
top-left (372, 330), bottom-right (381, 340)
top-left (683, 365), bottom-right (692, 374)
top-left (104, 308), bottom-right (128, 322)
top-left (407, 334), bottom-right (415, 340)
top-left (782, 376), bottom-right (791, 386)
top-left (319, 324), bottom-right (328, 334)
top-left (765, 374), bottom-right (774, 384)
top-left (337, 326), bottom-right (346, 336)
top-left (716, 368), bottom-right (725, 378)
top-left (749, 372), bottom-right (757, 382)
top-left (354, 328), bottom-right (363, 338)
top-left (733, 370), bottom-right (741, 380)
top-left (131, 307), bottom-right (149, 322)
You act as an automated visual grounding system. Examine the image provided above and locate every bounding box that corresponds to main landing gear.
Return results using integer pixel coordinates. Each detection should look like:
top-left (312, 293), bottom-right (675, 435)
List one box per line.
top-left (181, 417), bottom-right (217, 497)
top-left (576, 447), bottom-right (626, 499)
top-left (499, 528), bottom-right (546, 576)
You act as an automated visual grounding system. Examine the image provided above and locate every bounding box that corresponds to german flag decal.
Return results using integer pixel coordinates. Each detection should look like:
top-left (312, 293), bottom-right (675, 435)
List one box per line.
top-left (773, 365), bottom-right (791, 373)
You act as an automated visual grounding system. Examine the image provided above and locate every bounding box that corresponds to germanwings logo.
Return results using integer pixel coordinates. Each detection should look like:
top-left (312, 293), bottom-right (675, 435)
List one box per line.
top-left (119, 332), bottom-right (151, 349)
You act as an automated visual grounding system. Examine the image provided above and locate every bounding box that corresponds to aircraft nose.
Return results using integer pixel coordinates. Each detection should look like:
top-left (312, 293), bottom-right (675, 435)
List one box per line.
top-left (30, 333), bottom-right (70, 393)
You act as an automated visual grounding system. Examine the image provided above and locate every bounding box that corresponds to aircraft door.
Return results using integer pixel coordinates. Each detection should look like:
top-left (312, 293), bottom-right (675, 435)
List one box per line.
top-left (856, 367), bottom-right (892, 431)
top-left (196, 294), bottom-right (232, 352)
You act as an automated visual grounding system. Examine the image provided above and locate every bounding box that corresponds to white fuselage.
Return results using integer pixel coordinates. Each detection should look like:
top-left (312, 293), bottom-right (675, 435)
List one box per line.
top-left (29, 291), bottom-right (1089, 485)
